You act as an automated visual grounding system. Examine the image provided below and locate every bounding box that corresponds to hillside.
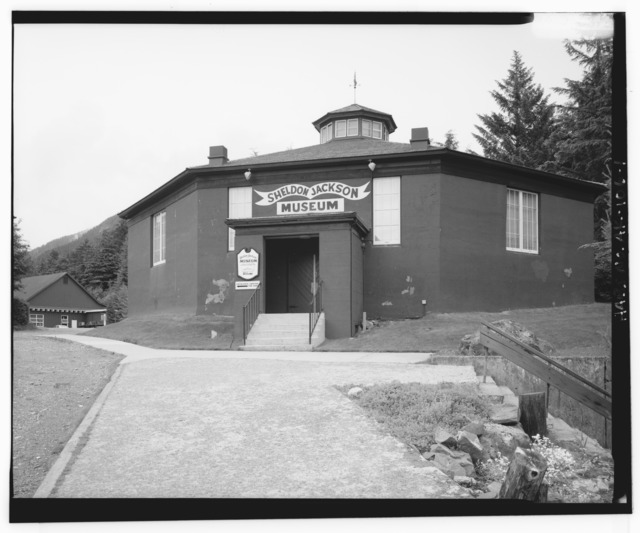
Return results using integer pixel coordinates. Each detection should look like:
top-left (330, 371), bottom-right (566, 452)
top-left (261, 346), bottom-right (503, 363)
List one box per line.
top-left (29, 215), bottom-right (121, 262)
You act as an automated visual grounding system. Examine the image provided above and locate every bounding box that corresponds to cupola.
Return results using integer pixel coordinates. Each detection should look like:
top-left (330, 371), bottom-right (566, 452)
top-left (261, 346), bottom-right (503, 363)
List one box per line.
top-left (312, 104), bottom-right (397, 144)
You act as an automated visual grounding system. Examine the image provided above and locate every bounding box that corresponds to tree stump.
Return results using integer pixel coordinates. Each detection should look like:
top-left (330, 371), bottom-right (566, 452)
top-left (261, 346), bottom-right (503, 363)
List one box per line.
top-left (519, 391), bottom-right (548, 438)
top-left (498, 447), bottom-right (548, 501)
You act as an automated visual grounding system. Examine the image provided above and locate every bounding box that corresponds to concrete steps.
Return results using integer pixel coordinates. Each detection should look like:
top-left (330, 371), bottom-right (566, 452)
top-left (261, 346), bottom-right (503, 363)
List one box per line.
top-left (239, 313), bottom-right (325, 351)
top-left (476, 374), bottom-right (518, 405)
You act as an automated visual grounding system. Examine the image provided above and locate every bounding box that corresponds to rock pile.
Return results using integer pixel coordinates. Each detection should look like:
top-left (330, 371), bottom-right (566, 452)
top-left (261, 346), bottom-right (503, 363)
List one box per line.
top-left (422, 420), bottom-right (532, 499)
top-left (459, 319), bottom-right (555, 356)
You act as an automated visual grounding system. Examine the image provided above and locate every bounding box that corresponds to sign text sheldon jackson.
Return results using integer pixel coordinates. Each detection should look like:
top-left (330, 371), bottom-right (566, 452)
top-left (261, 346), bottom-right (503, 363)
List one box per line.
top-left (255, 181), bottom-right (371, 206)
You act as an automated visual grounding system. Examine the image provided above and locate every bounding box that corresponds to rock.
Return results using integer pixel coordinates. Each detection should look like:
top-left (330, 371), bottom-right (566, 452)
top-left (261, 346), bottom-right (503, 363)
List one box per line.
top-left (477, 490), bottom-right (498, 499)
top-left (457, 431), bottom-right (484, 462)
top-left (459, 319), bottom-right (555, 356)
top-left (488, 481), bottom-right (503, 493)
top-left (489, 402), bottom-right (519, 424)
top-left (347, 387), bottom-right (363, 398)
top-left (429, 444), bottom-right (467, 460)
top-left (480, 423), bottom-right (531, 461)
top-left (454, 475), bottom-right (475, 486)
top-left (462, 421), bottom-right (486, 437)
top-left (434, 427), bottom-right (457, 447)
top-left (424, 451), bottom-right (475, 479)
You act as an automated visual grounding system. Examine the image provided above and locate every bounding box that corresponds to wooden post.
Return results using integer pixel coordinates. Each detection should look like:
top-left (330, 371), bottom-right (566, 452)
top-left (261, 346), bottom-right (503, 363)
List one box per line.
top-left (499, 447), bottom-right (548, 501)
top-left (519, 392), bottom-right (548, 438)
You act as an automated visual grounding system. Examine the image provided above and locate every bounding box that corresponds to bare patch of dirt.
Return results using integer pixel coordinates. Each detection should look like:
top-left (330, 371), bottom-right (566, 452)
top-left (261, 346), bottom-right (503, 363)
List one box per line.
top-left (12, 332), bottom-right (123, 498)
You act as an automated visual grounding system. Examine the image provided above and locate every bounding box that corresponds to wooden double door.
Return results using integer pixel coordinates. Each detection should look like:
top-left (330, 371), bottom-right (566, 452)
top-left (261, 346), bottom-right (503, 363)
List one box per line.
top-left (265, 236), bottom-right (319, 314)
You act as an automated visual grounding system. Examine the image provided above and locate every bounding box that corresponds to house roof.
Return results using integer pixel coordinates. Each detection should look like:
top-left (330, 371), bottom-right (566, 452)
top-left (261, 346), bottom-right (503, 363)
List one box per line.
top-left (14, 272), bottom-right (105, 310)
top-left (202, 138), bottom-right (435, 168)
top-left (311, 103), bottom-right (398, 133)
top-left (14, 272), bottom-right (67, 301)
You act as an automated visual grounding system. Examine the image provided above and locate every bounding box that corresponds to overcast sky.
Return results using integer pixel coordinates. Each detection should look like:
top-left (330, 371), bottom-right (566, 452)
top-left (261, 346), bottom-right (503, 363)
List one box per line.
top-left (13, 12), bottom-right (614, 249)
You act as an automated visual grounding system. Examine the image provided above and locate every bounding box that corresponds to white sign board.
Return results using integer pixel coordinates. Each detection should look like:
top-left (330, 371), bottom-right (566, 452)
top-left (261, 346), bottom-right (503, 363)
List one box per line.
top-left (235, 281), bottom-right (261, 290)
top-left (277, 198), bottom-right (344, 215)
top-left (237, 248), bottom-right (259, 280)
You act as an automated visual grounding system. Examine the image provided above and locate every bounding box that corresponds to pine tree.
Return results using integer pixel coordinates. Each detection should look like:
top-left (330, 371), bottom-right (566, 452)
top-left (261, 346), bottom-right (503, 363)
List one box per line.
top-left (473, 51), bottom-right (557, 170)
top-left (12, 218), bottom-right (31, 292)
top-left (541, 38), bottom-right (613, 184)
top-left (444, 130), bottom-right (459, 150)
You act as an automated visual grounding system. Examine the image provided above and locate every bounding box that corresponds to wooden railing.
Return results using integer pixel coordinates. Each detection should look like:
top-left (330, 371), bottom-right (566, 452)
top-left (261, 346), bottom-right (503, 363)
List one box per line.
top-left (479, 321), bottom-right (612, 420)
top-left (242, 285), bottom-right (261, 345)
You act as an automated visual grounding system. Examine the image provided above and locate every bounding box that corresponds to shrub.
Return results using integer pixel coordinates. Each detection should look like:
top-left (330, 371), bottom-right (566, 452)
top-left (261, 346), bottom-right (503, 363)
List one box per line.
top-left (12, 298), bottom-right (30, 327)
top-left (345, 381), bottom-right (492, 452)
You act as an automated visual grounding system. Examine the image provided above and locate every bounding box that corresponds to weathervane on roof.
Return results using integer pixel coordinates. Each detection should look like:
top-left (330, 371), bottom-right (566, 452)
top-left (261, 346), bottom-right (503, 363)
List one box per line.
top-left (350, 72), bottom-right (359, 104)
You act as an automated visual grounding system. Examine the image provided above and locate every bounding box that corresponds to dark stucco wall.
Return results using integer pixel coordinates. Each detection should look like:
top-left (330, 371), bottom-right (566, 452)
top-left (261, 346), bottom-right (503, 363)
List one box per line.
top-left (364, 173), bottom-right (441, 319)
top-left (196, 187), bottom-right (237, 316)
top-left (438, 174), bottom-right (595, 312)
top-left (127, 191), bottom-right (198, 315)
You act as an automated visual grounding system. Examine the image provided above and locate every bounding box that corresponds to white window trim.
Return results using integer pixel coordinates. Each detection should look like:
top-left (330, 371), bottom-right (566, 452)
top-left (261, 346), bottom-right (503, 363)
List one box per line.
top-left (373, 176), bottom-right (401, 246)
top-left (506, 188), bottom-right (539, 254)
top-left (362, 119), bottom-right (372, 137)
top-left (152, 211), bottom-right (166, 266)
top-left (61, 315), bottom-right (68, 325)
top-left (228, 186), bottom-right (253, 251)
top-left (29, 314), bottom-right (44, 327)
top-left (347, 118), bottom-right (358, 137)
top-left (335, 120), bottom-right (346, 138)
top-left (372, 121), bottom-right (382, 139)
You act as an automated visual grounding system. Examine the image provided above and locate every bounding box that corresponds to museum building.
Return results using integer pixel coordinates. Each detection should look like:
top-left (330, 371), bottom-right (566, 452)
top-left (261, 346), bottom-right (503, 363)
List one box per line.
top-left (118, 103), bottom-right (604, 343)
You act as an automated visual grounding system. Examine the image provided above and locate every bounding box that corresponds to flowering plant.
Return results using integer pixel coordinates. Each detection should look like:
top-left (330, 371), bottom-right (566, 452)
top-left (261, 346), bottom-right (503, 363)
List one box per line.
top-left (531, 434), bottom-right (576, 488)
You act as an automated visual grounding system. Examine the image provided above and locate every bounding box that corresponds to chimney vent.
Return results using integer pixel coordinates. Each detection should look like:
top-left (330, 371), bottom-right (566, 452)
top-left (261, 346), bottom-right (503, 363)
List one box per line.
top-left (208, 146), bottom-right (228, 166)
top-left (410, 127), bottom-right (431, 150)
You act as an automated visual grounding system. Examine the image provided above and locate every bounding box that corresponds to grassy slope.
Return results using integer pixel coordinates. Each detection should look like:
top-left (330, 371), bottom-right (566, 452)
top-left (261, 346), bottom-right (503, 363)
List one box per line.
top-left (80, 314), bottom-right (236, 350)
top-left (319, 303), bottom-right (611, 355)
top-left (80, 303), bottom-right (611, 355)
top-left (12, 333), bottom-right (124, 497)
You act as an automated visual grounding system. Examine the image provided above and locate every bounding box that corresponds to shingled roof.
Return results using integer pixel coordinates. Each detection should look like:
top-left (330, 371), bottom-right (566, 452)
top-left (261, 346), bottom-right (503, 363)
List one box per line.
top-left (14, 272), bottom-right (67, 301)
top-left (195, 138), bottom-right (435, 168)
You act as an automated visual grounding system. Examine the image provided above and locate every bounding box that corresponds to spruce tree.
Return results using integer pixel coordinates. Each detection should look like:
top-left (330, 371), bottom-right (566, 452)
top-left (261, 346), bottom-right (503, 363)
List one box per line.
top-left (12, 218), bottom-right (31, 292)
top-left (473, 51), bottom-right (557, 170)
top-left (541, 38), bottom-right (613, 184)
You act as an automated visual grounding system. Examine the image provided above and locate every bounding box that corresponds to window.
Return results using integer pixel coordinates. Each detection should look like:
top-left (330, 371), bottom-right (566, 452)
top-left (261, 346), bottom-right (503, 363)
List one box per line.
top-left (61, 315), bottom-right (68, 325)
top-left (362, 119), bottom-right (372, 137)
top-left (506, 188), bottom-right (538, 253)
top-left (152, 211), bottom-right (166, 265)
top-left (29, 314), bottom-right (44, 327)
top-left (373, 177), bottom-right (401, 245)
top-left (347, 119), bottom-right (358, 136)
top-left (335, 120), bottom-right (346, 138)
top-left (228, 187), bottom-right (253, 251)
top-left (372, 121), bottom-right (382, 139)
top-left (320, 123), bottom-right (333, 143)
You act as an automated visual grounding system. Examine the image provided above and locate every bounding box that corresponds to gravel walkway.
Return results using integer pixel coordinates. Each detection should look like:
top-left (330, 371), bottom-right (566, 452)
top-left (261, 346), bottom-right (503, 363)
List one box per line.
top-left (43, 338), bottom-right (478, 499)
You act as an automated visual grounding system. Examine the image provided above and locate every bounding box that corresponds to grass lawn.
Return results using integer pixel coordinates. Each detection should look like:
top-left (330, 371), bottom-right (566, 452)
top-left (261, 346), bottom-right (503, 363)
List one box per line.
top-left (319, 303), bottom-right (611, 356)
top-left (79, 313), bottom-right (235, 349)
top-left (12, 332), bottom-right (124, 497)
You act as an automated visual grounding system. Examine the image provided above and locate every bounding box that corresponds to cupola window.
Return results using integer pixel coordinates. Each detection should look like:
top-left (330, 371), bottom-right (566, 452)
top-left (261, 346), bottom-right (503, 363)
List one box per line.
top-left (372, 121), bottom-right (382, 139)
top-left (335, 120), bottom-right (347, 138)
top-left (347, 119), bottom-right (359, 136)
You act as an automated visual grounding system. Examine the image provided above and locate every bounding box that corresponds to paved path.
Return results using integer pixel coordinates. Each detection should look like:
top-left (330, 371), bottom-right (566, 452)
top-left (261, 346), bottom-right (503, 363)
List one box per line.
top-left (38, 335), bottom-right (478, 499)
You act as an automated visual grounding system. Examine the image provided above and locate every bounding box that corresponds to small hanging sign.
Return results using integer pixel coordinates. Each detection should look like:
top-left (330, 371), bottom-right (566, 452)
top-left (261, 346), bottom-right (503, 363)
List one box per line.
top-left (237, 248), bottom-right (259, 280)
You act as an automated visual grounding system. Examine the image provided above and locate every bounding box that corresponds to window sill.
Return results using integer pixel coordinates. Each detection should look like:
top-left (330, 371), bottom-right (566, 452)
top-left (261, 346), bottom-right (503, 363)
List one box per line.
top-left (152, 260), bottom-right (166, 267)
top-left (506, 248), bottom-right (539, 255)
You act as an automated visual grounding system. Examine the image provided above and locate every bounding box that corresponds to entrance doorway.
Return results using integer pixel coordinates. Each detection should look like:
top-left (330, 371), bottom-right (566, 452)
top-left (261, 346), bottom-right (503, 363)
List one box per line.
top-left (265, 236), bottom-right (319, 314)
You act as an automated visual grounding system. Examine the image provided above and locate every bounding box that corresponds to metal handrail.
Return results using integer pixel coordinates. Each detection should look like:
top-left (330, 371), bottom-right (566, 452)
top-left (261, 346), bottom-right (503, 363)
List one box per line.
top-left (242, 285), bottom-right (261, 345)
top-left (309, 279), bottom-right (323, 344)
